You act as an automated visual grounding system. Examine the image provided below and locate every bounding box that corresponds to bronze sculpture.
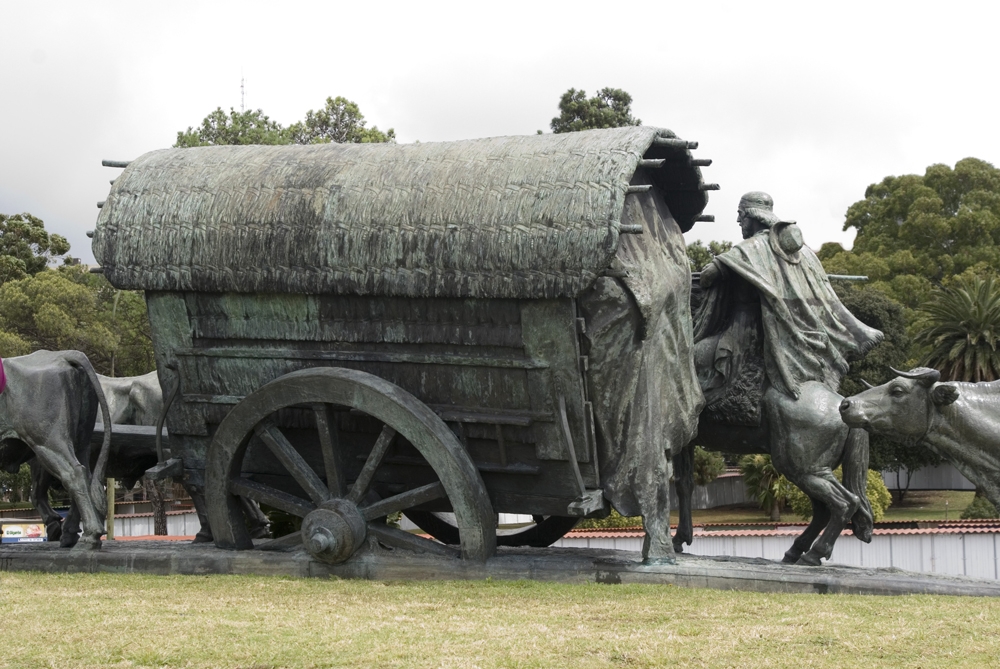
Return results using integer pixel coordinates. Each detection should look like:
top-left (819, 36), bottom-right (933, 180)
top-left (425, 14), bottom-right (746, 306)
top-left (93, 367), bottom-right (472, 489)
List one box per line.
top-left (674, 192), bottom-right (884, 565)
top-left (92, 127), bottom-right (712, 564)
top-left (840, 367), bottom-right (1000, 514)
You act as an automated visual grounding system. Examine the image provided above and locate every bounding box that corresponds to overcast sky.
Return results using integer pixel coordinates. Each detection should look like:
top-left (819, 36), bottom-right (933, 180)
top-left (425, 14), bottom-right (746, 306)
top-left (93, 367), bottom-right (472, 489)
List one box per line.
top-left (2, 1), bottom-right (997, 266)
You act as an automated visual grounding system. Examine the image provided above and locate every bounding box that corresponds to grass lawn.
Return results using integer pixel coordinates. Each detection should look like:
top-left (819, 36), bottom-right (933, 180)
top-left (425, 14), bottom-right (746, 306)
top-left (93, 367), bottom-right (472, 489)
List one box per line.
top-left (2, 572), bottom-right (999, 668)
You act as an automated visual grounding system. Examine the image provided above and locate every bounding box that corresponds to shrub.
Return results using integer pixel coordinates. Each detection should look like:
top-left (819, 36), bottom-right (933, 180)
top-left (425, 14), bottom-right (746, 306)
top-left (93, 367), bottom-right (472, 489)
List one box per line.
top-left (961, 495), bottom-right (999, 519)
top-left (786, 468), bottom-right (892, 522)
top-left (693, 446), bottom-right (726, 486)
top-left (576, 508), bottom-right (642, 530)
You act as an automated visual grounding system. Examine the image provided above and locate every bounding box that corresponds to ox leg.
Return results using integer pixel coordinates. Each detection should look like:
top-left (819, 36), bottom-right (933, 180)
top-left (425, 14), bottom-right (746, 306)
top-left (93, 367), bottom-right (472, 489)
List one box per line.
top-left (61, 504), bottom-right (82, 548)
top-left (29, 451), bottom-right (101, 548)
top-left (782, 497), bottom-right (830, 564)
top-left (28, 460), bottom-right (64, 542)
top-left (69, 464), bottom-right (105, 549)
top-left (240, 496), bottom-right (271, 539)
top-left (182, 482), bottom-right (215, 543)
top-left (672, 444), bottom-right (695, 553)
top-left (790, 471), bottom-right (860, 566)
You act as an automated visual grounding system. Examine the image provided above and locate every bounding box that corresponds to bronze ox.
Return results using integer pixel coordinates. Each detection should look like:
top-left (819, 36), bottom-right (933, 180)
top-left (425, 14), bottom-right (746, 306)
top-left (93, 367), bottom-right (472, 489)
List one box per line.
top-left (0, 350), bottom-right (112, 548)
top-left (839, 367), bottom-right (1000, 512)
top-left (28, 370), bottom-right (269, 542)
top-left (27, 372), bottom-right (165, 542)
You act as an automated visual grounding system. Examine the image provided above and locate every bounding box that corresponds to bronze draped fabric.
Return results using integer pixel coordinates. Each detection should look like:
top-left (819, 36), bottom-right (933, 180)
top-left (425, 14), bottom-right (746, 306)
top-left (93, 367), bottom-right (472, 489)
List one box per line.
top-left (580, 191), bottom-right (703, 520)
top-left (694, 227), bottom-right (883, 426)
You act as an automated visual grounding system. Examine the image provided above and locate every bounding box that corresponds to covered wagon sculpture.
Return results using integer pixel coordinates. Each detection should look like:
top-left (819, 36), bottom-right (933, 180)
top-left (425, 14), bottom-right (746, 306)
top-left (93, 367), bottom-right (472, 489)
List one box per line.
top-left (92, 127), bottom-right (712, 563)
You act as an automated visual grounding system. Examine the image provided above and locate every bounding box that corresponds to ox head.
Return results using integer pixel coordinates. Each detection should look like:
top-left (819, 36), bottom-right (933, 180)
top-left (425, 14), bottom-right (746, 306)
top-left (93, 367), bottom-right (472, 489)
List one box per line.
top-left (839, 367), bottom-right (960, 442)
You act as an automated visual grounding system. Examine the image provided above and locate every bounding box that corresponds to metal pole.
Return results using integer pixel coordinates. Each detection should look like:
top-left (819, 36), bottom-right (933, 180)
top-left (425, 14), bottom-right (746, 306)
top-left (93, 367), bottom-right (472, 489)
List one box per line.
top-left (106, 478), bottom-right (115, 540)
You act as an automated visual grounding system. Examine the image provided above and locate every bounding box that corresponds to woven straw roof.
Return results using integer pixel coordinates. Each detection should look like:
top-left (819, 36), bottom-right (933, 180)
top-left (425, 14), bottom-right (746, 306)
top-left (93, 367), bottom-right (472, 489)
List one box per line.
top-left (93, 126), bottom-right (708, 298)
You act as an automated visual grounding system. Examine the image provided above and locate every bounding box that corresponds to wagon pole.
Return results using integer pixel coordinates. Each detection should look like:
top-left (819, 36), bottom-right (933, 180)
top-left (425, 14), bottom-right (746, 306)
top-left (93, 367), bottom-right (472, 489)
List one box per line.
top-left (691, 272), bottom-right (869, 282)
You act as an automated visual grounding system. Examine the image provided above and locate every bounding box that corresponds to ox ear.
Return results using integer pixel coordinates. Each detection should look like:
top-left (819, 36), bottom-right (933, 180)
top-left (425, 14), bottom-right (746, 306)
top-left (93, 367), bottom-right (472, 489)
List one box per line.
top-left (931, 383), bottom-right (960, 406)
top-left (891, 366), bottom-right (941, 388)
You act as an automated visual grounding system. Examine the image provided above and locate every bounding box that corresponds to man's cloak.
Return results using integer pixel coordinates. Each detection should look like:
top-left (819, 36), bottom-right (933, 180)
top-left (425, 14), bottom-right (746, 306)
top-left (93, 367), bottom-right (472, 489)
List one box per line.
top-left (694, 226), bottom-right (882, 422)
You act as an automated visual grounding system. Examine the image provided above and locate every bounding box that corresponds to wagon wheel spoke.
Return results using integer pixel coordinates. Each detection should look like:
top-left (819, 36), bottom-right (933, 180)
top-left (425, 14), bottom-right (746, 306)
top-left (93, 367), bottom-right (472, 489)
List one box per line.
top-left (312, 403), bottom-right (344, 497)
top-left (230, 478), bottom-right (316, 518)
top-left (368, 524), bottom-right (459, 558)
top-left (255, 420), bottom-right (331, 505)
top-left (360, 481), bottom-right (446, 521)
top-left (347, 424), bottom-right (396, 504)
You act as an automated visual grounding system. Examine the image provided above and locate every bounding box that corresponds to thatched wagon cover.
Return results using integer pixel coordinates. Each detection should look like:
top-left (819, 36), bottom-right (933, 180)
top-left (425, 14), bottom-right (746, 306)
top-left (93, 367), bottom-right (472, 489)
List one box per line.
top-left (93, 126), bottom-right (709, 298)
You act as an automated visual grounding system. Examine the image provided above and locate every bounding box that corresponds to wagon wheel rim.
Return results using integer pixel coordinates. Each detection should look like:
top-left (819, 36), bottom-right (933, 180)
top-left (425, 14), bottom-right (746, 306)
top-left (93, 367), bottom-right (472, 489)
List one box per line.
top-left (405, 511), bottom-right (579, 548)
top-left (205, 367), bottom-right (496, 563)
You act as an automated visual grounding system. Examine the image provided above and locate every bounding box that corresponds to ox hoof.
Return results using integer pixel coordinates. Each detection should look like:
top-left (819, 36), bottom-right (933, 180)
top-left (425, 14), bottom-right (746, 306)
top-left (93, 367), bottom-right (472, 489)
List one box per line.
top-left (672, 541), bottom-right (686, 554)
top-left (192, 530), bottom-right (214, 544)
top-left (45, 521), bottom-right (63, 543)
top-left (59, 533), bottom-right (80, 549)
top-left (70, 536), bottom-right (101, 551)
top-left (795, 552), bottom-right (823, 567)
top-left (782, 552), bottom-right (801, 564)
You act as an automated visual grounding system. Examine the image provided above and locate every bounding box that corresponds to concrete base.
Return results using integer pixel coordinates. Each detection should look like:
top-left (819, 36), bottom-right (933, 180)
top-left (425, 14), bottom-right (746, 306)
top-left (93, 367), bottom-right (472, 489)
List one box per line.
top-left (2, 540), bottom-right (999, 596)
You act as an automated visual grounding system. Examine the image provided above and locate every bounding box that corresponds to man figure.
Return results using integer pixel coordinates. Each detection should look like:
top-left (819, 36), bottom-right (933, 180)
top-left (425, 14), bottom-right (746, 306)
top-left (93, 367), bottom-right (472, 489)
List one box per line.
top-left (694, 191), bottom-right (881, 425)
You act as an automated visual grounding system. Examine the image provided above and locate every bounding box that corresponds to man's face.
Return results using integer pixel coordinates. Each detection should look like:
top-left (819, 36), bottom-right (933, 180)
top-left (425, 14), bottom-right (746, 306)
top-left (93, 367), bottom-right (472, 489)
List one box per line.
top-left (737, 208), bottom-right (755, 239)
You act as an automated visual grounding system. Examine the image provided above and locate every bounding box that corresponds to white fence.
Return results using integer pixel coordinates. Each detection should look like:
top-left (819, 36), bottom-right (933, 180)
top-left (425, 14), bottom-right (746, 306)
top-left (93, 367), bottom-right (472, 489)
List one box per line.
top-left (113, 511), bottom-right (200, 537)
top-left (557, 527), bottom-right (1000, 579)
top-left (882, 463), bottom-right (975, 491)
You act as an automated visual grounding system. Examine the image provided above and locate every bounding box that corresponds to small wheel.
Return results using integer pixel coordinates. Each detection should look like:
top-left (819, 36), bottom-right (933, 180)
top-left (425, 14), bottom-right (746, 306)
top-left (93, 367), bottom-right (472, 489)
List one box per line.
top-left (206, 368), bottom-right (497, 563)
top-left (406, 511), bottom-right (578, 548)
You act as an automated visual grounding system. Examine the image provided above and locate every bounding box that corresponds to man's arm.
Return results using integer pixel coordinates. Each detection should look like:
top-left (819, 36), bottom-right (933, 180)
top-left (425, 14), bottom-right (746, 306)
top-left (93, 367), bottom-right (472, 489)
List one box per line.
top-left (699, 259), bottom-right (730, 288)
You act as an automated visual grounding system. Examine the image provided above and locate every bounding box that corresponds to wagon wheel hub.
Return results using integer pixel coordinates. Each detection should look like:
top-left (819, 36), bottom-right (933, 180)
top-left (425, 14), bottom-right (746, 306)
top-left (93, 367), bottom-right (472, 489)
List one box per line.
top-left (301, 499), bottom-right (367, 564)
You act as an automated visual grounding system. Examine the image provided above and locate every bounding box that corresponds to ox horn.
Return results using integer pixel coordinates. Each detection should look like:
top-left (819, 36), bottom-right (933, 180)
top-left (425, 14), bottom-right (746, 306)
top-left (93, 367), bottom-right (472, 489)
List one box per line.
top-left (890, 366), bottom-right (941, 386)
top-left (860, 379), bottom-right (875, 389)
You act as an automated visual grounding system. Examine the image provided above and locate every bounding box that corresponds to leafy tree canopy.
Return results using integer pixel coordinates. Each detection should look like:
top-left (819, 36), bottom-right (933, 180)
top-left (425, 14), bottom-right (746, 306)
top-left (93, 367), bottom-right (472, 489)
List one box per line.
top-left (686, 239), bottom-right (733, 272)
top-left (820, 158), bottom-right (1000, 310)
top-left (0, 267), bottom-right (154, 377)
top-left (288, 96), bottom-right (395, 144)
top-left (175, 97), bottom-right (394, 148)
top-left (175, 108), bottom-right (290, 147)
top-left (550, 87), bottom-right (640, 134)
top-left (0, 213), bottom-right (71, 285)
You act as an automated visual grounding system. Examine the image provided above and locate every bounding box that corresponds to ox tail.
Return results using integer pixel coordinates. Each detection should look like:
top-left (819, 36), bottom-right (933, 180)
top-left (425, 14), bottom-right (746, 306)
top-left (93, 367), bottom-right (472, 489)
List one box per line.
top-left (66, 351), bottom-right (113, 518)
top-left (842, 427), bottom-right (873, 543)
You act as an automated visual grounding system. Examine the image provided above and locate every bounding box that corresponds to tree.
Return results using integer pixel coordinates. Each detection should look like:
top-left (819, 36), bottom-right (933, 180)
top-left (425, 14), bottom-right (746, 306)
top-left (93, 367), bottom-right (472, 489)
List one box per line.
top-left (550, 87), bottom-right (641, 134)
top-left (913, 276), bottom-right (1000, 382)
top-left (0, 213), bottom-right (71, 285)
top-left (288, 96), bottom-right (395, 144)
top-left (175, 97), bottom-right (395, 148)
top-left (0, 463), bottom-right (31, 504)
top-left (175, 108), bottom-right (291, 147)
top-left (686, 240), bottom-right (733, 272)
top-left (692, 446), bottom-right (726, 486)
top-left (820, 158), bottom-right (1000, 310)
top-left (0, 268), bottom-right (154, 377)
top-left (738, 454), bottom-right (790, 521)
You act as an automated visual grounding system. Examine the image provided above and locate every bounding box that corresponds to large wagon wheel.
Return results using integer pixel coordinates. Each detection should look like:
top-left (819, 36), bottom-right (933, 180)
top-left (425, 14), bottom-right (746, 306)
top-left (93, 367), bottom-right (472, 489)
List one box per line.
top-left (205, 368), bottom-right (497, 563)
top-left (406, 511), bottom-right (578, 548)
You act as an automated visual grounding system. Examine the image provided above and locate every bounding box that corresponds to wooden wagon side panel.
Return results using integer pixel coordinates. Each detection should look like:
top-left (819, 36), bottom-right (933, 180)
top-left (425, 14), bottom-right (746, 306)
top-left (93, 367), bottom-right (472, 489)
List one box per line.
top-left (146, 290), bottom-right (594, 484)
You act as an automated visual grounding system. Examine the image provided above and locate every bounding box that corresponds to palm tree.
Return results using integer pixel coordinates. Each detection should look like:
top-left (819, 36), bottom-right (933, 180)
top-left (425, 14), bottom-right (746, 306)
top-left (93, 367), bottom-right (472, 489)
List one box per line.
top-left (738, 454), bottom-right (789, 522)
top-left (914, 276), bottom-right (1000, 382)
